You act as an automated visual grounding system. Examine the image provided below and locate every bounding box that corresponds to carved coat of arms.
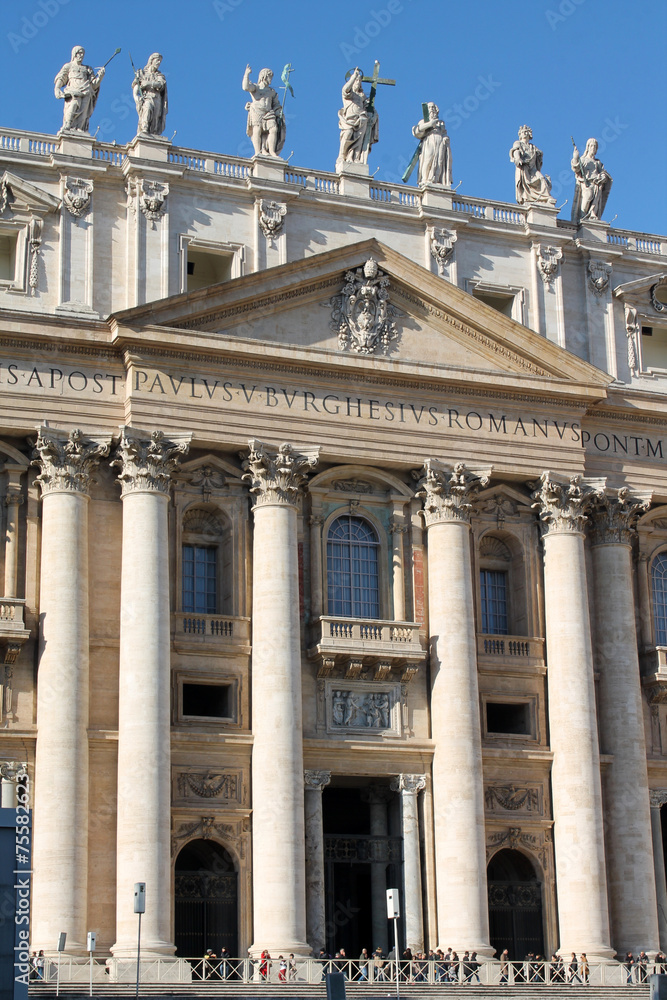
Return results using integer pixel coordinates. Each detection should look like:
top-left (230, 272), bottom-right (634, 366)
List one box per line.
top-left (328, 257), bottom-right (402, 355)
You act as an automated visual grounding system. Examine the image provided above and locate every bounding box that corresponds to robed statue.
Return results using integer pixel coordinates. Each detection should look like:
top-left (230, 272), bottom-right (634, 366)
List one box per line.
top-left (133, 53), bottom-right (168, 136)
top-left (412, 102), bottom-right (452, 186)
top-left (509, 125), bottom-right (555, 206)
top-left (570, 138), bottom-right (612, 224)
top-left (337, 68), bottom-right (379, 164)
top-left (54, 46), bottom-right (105, 133)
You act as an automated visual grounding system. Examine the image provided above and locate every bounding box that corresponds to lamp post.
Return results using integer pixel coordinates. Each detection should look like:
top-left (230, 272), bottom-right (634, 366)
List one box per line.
top-left (386, 888), bottom-right (400, 1000)
top-left (134, 882), bottom-right (146, 998)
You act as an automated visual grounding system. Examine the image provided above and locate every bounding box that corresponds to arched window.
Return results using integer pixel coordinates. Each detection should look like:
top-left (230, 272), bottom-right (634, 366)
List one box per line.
top-left (327, 515), bottom-right (380, 619)
top-left (652, 553), bottom-right (667, 645)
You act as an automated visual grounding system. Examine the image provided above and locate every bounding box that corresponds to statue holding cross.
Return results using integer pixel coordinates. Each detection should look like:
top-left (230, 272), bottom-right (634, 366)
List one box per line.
top-left (337, 62), bottom-right (395, 166)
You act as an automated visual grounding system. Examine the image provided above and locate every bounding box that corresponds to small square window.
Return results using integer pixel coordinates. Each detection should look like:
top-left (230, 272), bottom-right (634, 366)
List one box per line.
top-left (186, 250), bottom-right (232, 291)
top-left (182, 682), bottom-right (231, 719)
top-left (486, 701), bottom-right (530, 736)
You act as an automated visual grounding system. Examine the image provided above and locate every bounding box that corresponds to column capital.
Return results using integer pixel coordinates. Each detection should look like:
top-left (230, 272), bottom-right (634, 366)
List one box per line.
top-left (0, 760), bottom-right (27, 781)
top-left (241, 439), bottom-right (319, 508)
top-left (111, 426), bottom-right (191, 497)
top-left (390, 773), bottom-right (427, 794)
top-left (304, 769), bottom-right (331, 790)
top-left (650, 789), bottom-right (667, 809)
top-left (4, 491), bottom-right (23, 507)
top-left (589, 486), bottom-right (652, 545)
top-left (32, 426), bottom-right (111, 496)
top-left (414, 459), bottom-right (491, 526)
top-left (530, 471), bottom-right (600, 536)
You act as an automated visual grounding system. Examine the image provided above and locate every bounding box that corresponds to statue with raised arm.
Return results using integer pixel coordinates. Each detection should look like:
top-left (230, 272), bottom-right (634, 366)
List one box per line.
top-left (242, 65), bottom-right (285, 157)
top-left (412, 102), bottom-right (452, 186)
top-left (337, 67), bottom-right (378, 164)
top-left (133, 52), bottom-right (168, 136)
top-left (509, 124), bottom-right (555, 206)
top-left (54, 45), bottom-right (105, 133)
top-left (570, 137), bottom-right (612, 224)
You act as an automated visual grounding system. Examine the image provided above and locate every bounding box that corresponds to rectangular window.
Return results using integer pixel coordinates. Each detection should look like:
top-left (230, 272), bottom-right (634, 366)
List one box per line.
top-left (183, 683), bottom-right (231, 719)
top-left (486, 702), bottom-right (530, 736)
top-left (186, 250), bottom-right (232, 292)
top-left (0, 232), bottom-right (17, 282)
top-left (182, 545), bottom-right (217, 614)
top-left (480, 569), bottom-right (509, 634)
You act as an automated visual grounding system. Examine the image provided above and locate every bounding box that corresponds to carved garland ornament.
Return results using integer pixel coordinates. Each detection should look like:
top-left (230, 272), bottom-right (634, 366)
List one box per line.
top-left (624, 303), bottom-right (639, 372)
top-left (177, 771), bottom-right (241, 800)
top-left (485, 785), bottom-right (540, 812)
top-left (328, 257), bottom-right (402, 356)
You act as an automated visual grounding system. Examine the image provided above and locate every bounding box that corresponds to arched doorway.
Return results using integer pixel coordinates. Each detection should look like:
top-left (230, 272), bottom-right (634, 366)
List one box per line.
top-left (487, 849), bottom-right (544, 960)
top-left (174, 839), bottom-right (238, 957)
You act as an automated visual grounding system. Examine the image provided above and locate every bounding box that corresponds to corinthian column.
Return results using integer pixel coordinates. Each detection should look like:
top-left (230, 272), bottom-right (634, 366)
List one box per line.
top-left (304, 769), bottom-right (331, 955)
top-left (532, 472), bottom-right (613, 960)
top-left (415, 460), bottom-right (492, 955)
top-left (589, 489), bottom-right (659, 954)
top-left (361, 783), bottom-right (393, 955)
top-left (110, 427), bottom-right (190, 958)
top-left (31, 426), bottom-right (111, 953)
top-left (391, 774), bottom-right (426, 952)
top-left (242, 440), bottom-right (319, 957)
top-left (650, 792), bottom-right (667, 950)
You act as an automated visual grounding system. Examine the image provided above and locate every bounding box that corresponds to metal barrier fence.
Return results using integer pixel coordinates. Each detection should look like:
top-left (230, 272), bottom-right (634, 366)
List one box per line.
top-left (35, 955), bottom-right (663, 987)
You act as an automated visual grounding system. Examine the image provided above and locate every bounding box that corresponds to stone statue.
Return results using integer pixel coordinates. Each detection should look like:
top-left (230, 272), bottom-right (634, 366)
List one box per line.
top-left (242, 65), bottom-right (285, 157)
top-left (54, 46), bottom-right (105, 133)
top-left (412, 103), bottom-right (452, 186)
top-left (337, 68), bottom-right (379, 164)
top-left (570, 138), bottom-right (612, 224)
top-left (133, 53), bottom-right (168, 136)
top-left (509, 125), bottom-right (555, 206)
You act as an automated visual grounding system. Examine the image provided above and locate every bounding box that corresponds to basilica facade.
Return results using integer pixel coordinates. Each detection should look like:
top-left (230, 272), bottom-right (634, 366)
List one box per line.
top-left (0, 110), bottom-right (667, 970)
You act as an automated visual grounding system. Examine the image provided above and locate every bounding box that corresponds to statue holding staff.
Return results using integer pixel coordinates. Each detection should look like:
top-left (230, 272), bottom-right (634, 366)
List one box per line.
top-left (570, 137), bottom-right (612, 224)
top-left (242, 65), bottom-right (285, 157)
top-left (54, 45), bottom-right (119, 133)
top-left (407, 102), bottom-right (452, 186)
top-left (132, 52), bottom-right (168, 136)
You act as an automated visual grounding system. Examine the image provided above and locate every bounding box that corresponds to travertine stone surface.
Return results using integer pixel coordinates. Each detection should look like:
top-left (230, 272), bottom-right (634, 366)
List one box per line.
top-left (533, 472), bottom-right (613, 961)
top-left (243, 440), bottom-right (318, 957)
top-left (650, 798), bottom-right (667, 951)
top-left (416, 460), bottom-right (492, 956)
top-left (31, 427), bottom-right (110, 954)
top-left (391, 774), bottom-right (426, 952)
top-left (304, 769), bottom-right (331, 955)
top-left (590, 490), bottom-right (658, 954)
top-left (111, 427), bottom-right (190, 957)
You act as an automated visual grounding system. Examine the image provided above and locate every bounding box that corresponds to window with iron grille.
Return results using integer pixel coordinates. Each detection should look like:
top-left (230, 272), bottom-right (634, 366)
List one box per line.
top-left (327, 515), bottom-right (380, 619)
top-left (480, 569), bottom-right (509, 635)
top-left (652, 553), bottom-right (667, 645)
top-left (182, 545), bottom-right (217, 614)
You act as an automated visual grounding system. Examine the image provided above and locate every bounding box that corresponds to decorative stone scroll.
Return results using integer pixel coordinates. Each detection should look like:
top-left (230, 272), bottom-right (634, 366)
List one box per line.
top-left (588, 259), bottom-right (612, 296)
top-left (32, 426), bottom-right (111, 496)
top-left (589, 486), bottom-right (651, 545)
top-left (332, 478), bottom-right (373, 494)
top-left (63, 177), bottom-right (93, 218)
top-left (390, 773), bottom-right (426, 794)
top-left (485, 784), bottom-right (540, 813)
top-left (430, 229), bottom-right (457, 275)
top-left (139, 179), bottom-right (168, 224)
top-left (177, 770), bottom-right (243, 802)
top-left (304, 769), bottom-right (331, 790)
top-left (414, 459), bottom-right (491, 526)
top-left (241, 439), bottom-right (319, 507)
top-left (530, 471), bottom-right (599, 536)
top-left (651, 281), bottom-right (667, 314)
top-left (327, 258), bottom-right (402, 356)
top-left (535, 244), bottom-right (562, 286)
top-left (112, 427), bottom-right (191, 496)
top-left (257, 199), bottom-right (287, 240)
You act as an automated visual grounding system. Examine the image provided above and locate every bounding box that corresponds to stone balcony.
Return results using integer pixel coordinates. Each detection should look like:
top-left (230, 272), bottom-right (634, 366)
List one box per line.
top-left (308, 615), bottom-right (426, 683)
top-left (476, 633), bottom-right (545, 673)
top-left (171, 613), bottom-right (251, 655)
top-left (640, 646), bottom-right (667, 704)
top-left (0, 598), bottom-right (30, 663)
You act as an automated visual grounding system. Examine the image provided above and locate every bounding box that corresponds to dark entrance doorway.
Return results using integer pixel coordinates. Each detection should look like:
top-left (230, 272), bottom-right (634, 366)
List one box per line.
top-left (174, 839), bottom-right (238, 957)
top-left (487, 849), bottom-right (544, 960)
top-left (322, 786), bottom-right (401, 957)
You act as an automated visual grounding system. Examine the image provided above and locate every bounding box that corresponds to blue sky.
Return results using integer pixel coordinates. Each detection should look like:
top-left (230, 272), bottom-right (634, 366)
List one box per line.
top-left (2, 0), bottom-right (665, 235)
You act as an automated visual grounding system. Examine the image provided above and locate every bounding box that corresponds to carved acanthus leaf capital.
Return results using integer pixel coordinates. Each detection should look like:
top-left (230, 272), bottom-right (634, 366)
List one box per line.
top-left (32, 426), bottom-right (111, 496)
top-left (111, 426), bottom-right (191, 496)
top-left (414, 459), bottom-right (491, 526)
top-left (530, 471), bottom-right (599, 535)
top-left (241, 439), bottom-right (319, 508)
top-left (589, 486), bottom-right (651, 545)
top-left (304, 769), bottom-right (332, 790)
top-left (650, 789), bottom-right (667, 809)
top-left (0, 760), bottom-right (27, 781)
top-left (390, 773), bottom-right (426, 794)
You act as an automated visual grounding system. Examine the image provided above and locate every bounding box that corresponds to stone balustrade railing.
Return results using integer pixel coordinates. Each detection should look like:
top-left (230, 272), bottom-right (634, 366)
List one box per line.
top-left (0, 597), bottom-right (27, 633)
top-left (317, 615), bottom-right (423, 655)
top-left (0, 126), bottom-right (664, 252)
top-left (172, 613), bottom-right (250, 648)
top-left (477, 633), bottom-right (545, 661)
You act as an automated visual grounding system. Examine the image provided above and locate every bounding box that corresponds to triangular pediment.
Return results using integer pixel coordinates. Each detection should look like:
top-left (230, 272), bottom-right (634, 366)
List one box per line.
top-left (614, 272), bottom-right (667, 320)
top-left (1, 170), bottom-right (60, 215)
top-left (110, 239), bottom-right (611, 397)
